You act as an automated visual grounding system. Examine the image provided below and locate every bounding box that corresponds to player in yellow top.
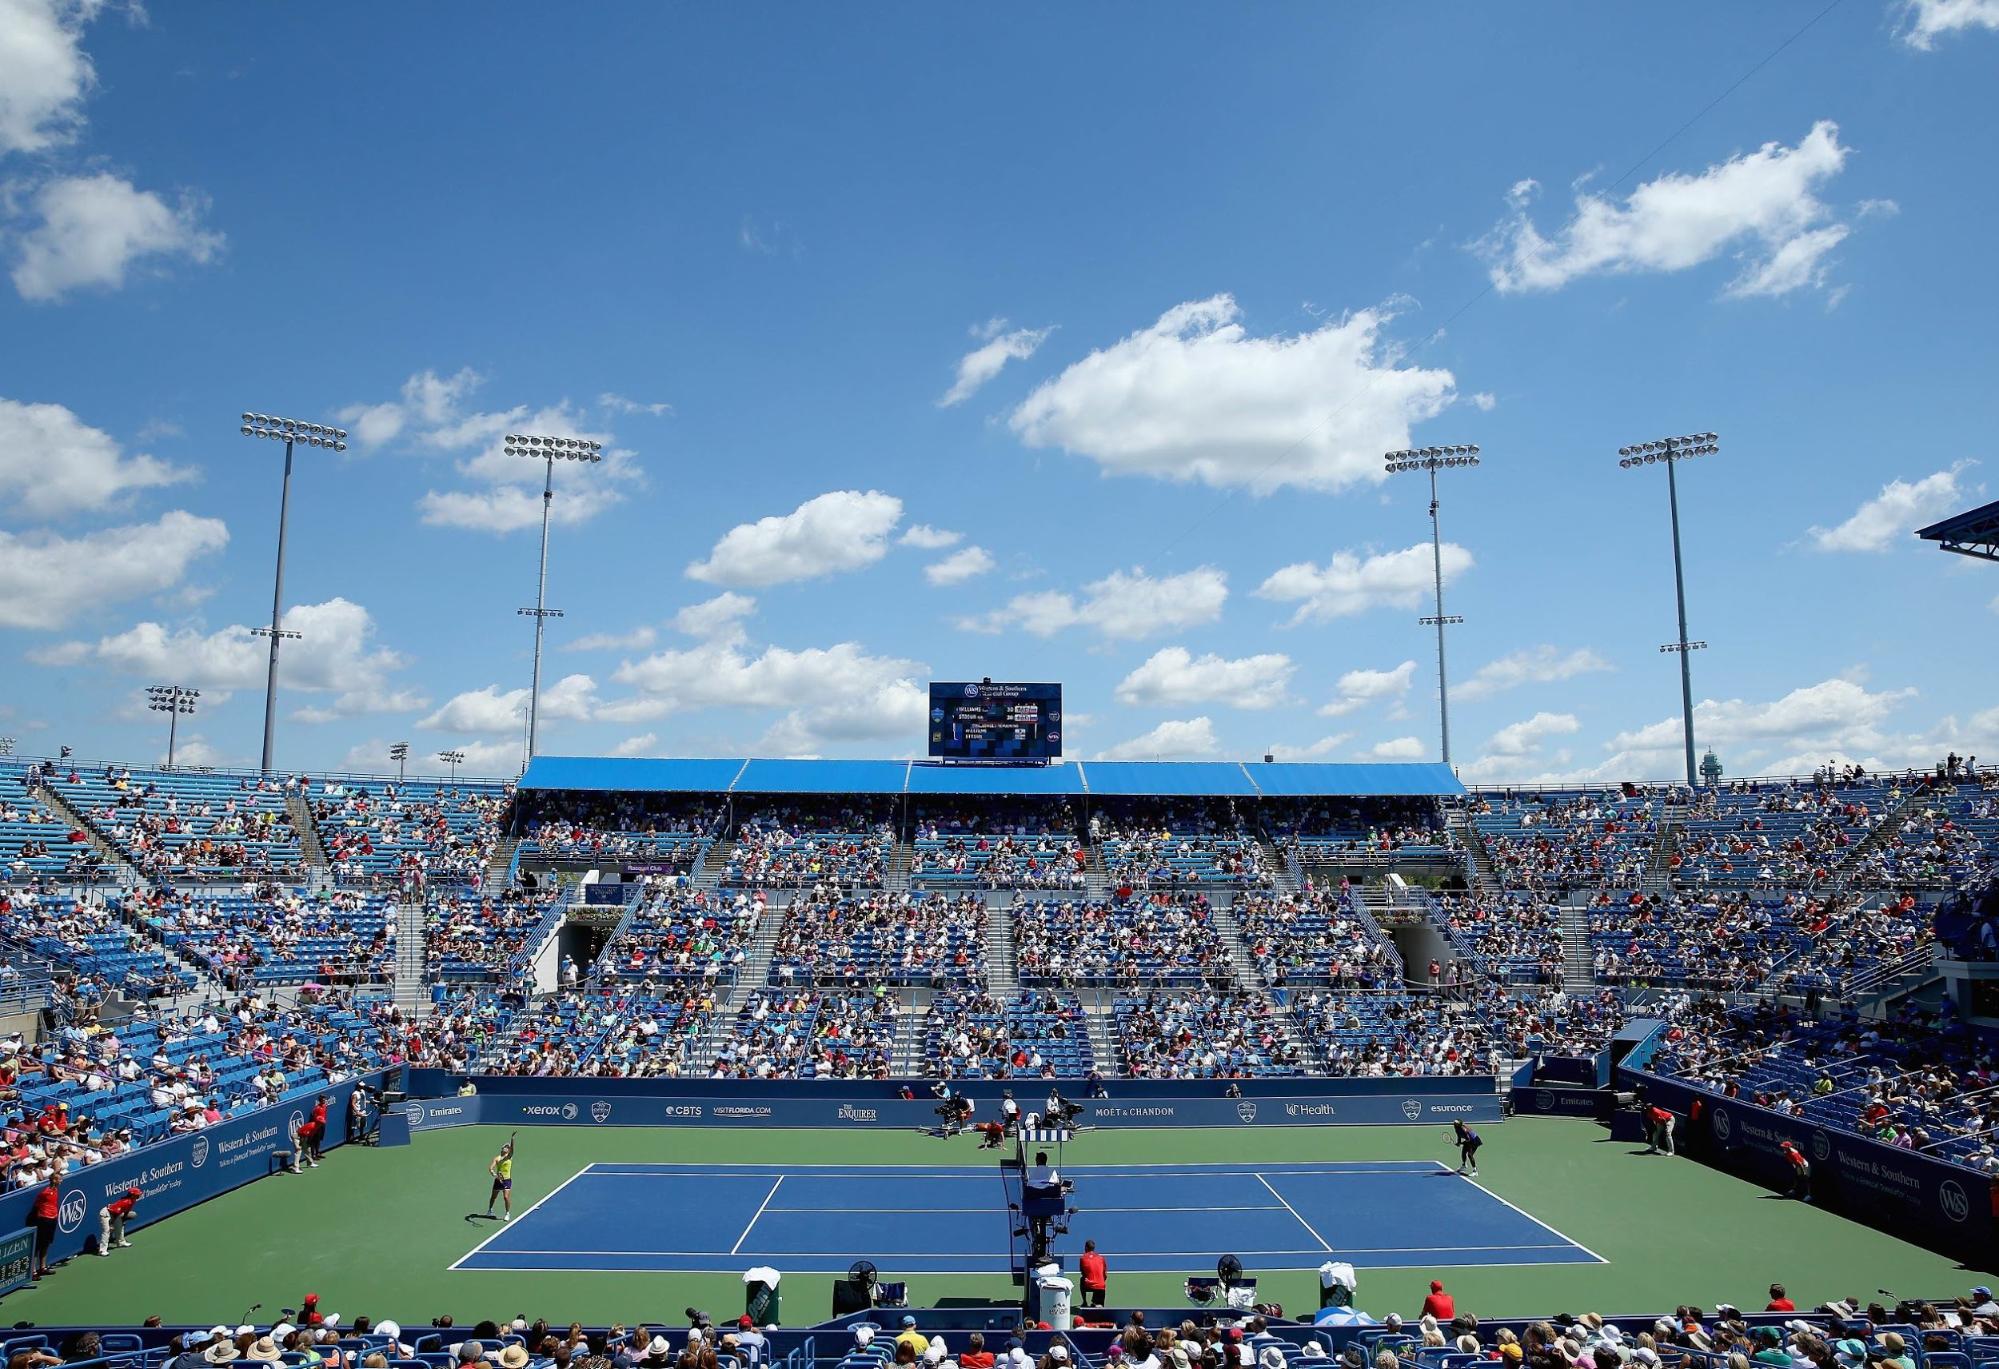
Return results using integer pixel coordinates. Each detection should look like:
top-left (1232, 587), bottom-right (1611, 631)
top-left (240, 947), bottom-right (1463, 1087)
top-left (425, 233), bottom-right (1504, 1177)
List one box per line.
top-left (486, 1139), bottom-right (516, 1221)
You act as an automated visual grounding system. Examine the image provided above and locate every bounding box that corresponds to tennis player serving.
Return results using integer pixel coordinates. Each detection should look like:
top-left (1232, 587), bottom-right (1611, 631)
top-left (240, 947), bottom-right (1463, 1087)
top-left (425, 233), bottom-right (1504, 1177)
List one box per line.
top-left (486, 1136), bottom-right (517, 1220)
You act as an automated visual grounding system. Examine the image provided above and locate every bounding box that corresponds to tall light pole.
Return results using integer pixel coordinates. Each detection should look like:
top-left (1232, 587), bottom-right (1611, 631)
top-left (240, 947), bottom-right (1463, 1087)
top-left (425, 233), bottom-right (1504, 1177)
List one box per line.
top-left (389, 742), bottom-right (409, 782)
top-left (1618, 431), bottom-right (1720, 788)
top-left (145, 685), bottom-right (199, 769)
top-left (502, 433), bottom-right (601, 760)
top-left (1384, 444), bottom-right (1480, 766)
top-left (439, 749), bottom-right (465, 785)
top-left (240, 413), bottom-right (346, 773)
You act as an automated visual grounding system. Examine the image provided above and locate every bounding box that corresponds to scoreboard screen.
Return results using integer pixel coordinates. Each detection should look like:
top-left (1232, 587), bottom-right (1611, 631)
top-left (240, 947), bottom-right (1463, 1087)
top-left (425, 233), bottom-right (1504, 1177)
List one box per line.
top-left (929, 681), bottom-right (1062, 760)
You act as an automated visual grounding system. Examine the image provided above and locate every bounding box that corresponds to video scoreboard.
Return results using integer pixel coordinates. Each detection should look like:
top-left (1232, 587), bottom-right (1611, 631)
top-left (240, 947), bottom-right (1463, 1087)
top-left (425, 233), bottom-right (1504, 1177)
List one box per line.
top-left (929, 681), bottom-right (1062, 760)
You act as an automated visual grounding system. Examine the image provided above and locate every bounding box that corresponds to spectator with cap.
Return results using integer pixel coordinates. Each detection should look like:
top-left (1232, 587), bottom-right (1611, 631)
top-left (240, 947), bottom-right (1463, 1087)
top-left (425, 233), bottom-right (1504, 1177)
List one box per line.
top-left (1423, 1281), bottom-right (1455, 1321)
top-left (898, 1318), bottom-right (929, 1359)
top-left (733, 1319), bottom-right (766, 1367)
top-left (1876, 1334), bottom-right (1913, 1369)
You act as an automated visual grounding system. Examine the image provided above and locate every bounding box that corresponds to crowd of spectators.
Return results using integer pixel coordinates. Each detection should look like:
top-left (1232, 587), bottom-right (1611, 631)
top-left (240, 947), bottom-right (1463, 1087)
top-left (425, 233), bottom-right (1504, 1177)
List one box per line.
top-left (1014, 893), bottom-right (1229, 985)
top-left (911, 833), bottom-right (1087, 890)
top-left (1672, 783), bottom-right (1892, 887)
top-left (1586, 889), bottom-right (1821, 991)
top-left (427, 887), bottom-right (564, 982)
top-left (705, 989), bottom-right (898, 1079)
top-left (1469, 788), bottom-right (1665, 892)
top-left (0, 885), bottom-right (184, 1000)
top-left (312, 779), bottom-right (512, 889)
top-left (1111, 988), bottom-right (1304, 1076)
top-left (1292, 991), bottom-right (1498, 1076)
top-left (1235, 888), bottom-right (1402, 988)
top-left (769, 891), bottom-right (987, 987)
top-left (597, 887), bottom-right (760, 988)
top-left (724, 801), bottom-right (895, 889)
top-left (478, 992), bottom-right (714, 1078)
top-left (923, 988), bottom-right (1093, 1079)
top-left (1435, 892), bottom-right (1565, 985)
top-left (40, 764), bottom-right (308, 881)
top-left (1267, 797), bottom-right (1455, 861)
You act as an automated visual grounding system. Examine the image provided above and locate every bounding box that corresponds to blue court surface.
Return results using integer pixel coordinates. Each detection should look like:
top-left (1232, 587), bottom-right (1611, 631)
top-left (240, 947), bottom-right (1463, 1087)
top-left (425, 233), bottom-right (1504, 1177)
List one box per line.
top-left (452, 1160), bottom-right (1604, 1274)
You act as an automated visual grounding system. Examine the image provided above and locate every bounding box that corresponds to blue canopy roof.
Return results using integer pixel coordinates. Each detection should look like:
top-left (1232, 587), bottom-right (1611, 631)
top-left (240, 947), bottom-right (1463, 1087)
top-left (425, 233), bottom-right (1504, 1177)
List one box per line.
top-left (906, 762), bottom-right (1087, 796)
top-left (1246, 762), bottom-right (1462, 797)
top-left (520, 756), bottom-right (1464, 798)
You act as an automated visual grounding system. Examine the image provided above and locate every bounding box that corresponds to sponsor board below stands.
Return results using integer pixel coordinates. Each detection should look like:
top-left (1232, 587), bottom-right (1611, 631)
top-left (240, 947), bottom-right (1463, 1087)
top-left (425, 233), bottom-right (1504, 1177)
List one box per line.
top-left (397, 1077), bottom-right (1503, 1130)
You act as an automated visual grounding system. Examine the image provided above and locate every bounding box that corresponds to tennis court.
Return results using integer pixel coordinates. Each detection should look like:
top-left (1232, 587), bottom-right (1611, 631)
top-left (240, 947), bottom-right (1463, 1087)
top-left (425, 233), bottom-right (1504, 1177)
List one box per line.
top-left (452, 1159), bottom-right (1604, 1274)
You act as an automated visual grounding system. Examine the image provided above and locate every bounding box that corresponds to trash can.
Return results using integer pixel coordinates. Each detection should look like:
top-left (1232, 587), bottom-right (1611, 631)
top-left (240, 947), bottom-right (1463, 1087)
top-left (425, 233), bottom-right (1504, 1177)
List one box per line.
top-left (1318, 1261), bottom-right (1357, 1309)
top-left (1038, 1275), bottom-right (1074, 1331)
top-left (743, 1266), bottom-right (781, 1325)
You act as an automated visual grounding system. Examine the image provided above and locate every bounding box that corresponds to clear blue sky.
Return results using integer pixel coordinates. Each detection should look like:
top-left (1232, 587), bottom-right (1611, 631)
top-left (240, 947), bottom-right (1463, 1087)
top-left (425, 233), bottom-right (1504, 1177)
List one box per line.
top-left (2, 1), bottom-right (1996, 781)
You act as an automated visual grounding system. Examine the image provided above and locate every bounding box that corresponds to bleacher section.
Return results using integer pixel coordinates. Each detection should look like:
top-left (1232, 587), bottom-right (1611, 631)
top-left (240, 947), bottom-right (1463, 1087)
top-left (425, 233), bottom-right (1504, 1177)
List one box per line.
top-left (1290, 989), bottom-right (1496, 1075)
top-left (1234, 888), bottom-right (1402, 987)
top-left (1470, 787), bottom-right (1664, 891)
top-left (312, 777), bottom-right (509, 886)
top-left (768, 891), bottom-right (986, 987)
top-left (705, 988), bottom-right (898, 1079)
top-left (1110, 988), bottom-right (1304, 1076)
top-left (597, 888), bottom-right (759, 986)
top-left (924, 988), bottom-right (1094, 1079)
top-left (40, 764), bottom-right (307, 880)
top-left (1013, 893), bottom-right (1228, 985)
top-left (0, 768), bottom-right (93, 881)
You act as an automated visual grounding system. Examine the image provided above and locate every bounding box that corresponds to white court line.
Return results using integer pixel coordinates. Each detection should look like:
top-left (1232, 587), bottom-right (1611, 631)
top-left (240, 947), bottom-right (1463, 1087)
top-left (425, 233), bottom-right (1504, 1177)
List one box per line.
top-left (730, 1176), bottom-right (784, 1256)
top-left (1454, 1173), bottom-right (1610, 1265)
top-left (453, 1259), bottom-right (1595, 1275)
top-left (579, 1164), bottom-right (1444, 1180)
top-left (1254, 1173), bottom-right (1334, 1253)
top-left (447, 1165), bottom-right (593, 1272)
top-left (765, 1205), bottom-right (1288, 1214)
top-left (457, 1243), bottom-right (1583, 1258)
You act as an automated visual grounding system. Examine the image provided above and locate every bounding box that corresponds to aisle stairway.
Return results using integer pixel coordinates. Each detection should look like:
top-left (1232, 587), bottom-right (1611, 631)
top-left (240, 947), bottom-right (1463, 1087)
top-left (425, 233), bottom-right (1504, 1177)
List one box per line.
top-left (1560, 900), bottom-right (1594, 987)
top-left (694, 839), bottom-right (734, 891)
top-left (720, 901), bottom-right (785, 1012)
top-left (287, 791), bottom-right (329, 882)
top-left (26, 777), bottom-right (142, 885)
top-left (1447, 809), bottom-right (1499, 897)
top-left (985, 897), bottom-right (1017, 994)
top-left (392, 897), bottom-right (429, 1015)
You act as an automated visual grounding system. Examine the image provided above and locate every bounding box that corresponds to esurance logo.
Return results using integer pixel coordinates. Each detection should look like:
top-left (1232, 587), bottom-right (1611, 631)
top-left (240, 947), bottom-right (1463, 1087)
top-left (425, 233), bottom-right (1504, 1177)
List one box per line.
top-left (57, 1190), bottom-right (87, 1233)
top-left (837, 1105), bottom-right (879, 1123)
top-left (590, 1101), bottom-right (613, 1124)
top-left (190, 1136), bottom-right (210, 1169)
top-left (1401, 1100), bottom-right (1423, 1121)
top-left (1236, 1102), bottom-right (1258, 1124)
top-left (1712, 1107), bottom-right (1733, 1142)
top-left (1940, 1179), bottom-right (1971, 1223)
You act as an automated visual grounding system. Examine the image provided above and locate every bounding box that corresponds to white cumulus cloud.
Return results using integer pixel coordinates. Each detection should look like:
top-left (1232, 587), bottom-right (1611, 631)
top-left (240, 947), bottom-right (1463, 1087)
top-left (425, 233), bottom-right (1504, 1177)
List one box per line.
top-left (687, 490), bottom-right (903, 588)
top-left (1098, 717), bottom-right (1222, 761)
top-left (900, 524), bottom-right (962, 550)
top-left (1808, 464), bottom-right (1974, 553)
top-left (924, 546), bottom-right (995, 586)
top-left (672, 592), bottom-right (757, 643)
top-left (1318, 660), bottom-right (1418, 717)
top-left (0, 397), bottom-right (194, 519)
top-left (1479, 121), bottom-right (1855, 299)
top-left (1456, 645), bottom-right (1613, 702)
top-left (1009, 295), bottom-right (1455, 495)
top-left (957, 566), bottom-right (1228, 641)
top-left (420, 673), bottom-right (598, 733)
top-left (1257, 542), bottom-right (1471, 626)
top-left (0, 510), bottom-right (227, 629)
top-left (1900, 0), bottom-right (1999, 47)
top-left (1486, 711), bottom-right (1582, 757)
top-left (940, 320), bottom-right (1052, 407)
top-left (1362, 736), bottom-right (1426, 760)
top-left (1114, 647), bottom-right (1294, 710)
top-left (12, 173), bottom-right (223, 302)
top-left (0, 0), bottom-right (96, 156)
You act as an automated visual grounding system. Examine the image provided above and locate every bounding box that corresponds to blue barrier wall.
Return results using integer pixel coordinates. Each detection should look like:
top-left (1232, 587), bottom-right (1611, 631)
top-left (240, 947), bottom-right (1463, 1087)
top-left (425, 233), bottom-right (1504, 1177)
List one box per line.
top-left (400, 1078), bottom-right (1502, 1131)
top-left (1628, 1070), bottom-right (1996, 1265)
top-left (0, 1075), bottom-right (383, 1273)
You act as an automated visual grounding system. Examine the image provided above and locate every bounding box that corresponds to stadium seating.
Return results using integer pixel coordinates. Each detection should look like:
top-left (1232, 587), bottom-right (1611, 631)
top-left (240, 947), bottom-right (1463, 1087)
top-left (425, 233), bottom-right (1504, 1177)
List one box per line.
top-left (1469, 788), bottom-right (1663, 891)
top-left (311, 777), bottom-right (510, 887)
top-left (1672, 781), bottom-right (1894, 886)
top-left (1013, 893), bottom-right (1228, 985)
top-left (596, 888), bottom-right (760, 987)
top-left (1433, 890), bottom-right (1566, 984)
top-left (39, 764), bottom-right (308, 880)
top-left (704, 988), bottom-right (899, 1079)
top-left (1289, 989), bottom-right (1496, 1075)
top-left (1109, 988), bottom-right (1305, 1077)
top-left (0, 767), bottom-right (96, 881)
top-left (923, 988), bottom-right (1094, 1079)
top-left (0, 887), bottom-right (189, 1000)
top-left (478, 991), bottom-right (716, 1077)
top-left (769, 890), bottom-right (987, 987)
top-left (1234, 888), bottom-right (1402, 988)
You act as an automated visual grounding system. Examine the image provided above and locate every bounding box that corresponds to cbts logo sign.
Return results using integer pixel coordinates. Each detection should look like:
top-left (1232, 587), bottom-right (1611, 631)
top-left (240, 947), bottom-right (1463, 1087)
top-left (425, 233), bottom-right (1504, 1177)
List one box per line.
top-left (57, 1190), bottom-right (86, 1234)
top-left (590, 1101), bottom-right (612, 1124)
top-left (1940, 1179), bottom-right (1971, 1223)
top-left (1401, 1100), bottom-right (1424, 1121)
top-left (1236, 1102), bottom-right (1258, 1124)
top-left (190, 1136), bottom-right (210, 1169)
top-left (1711, 1107), bottom-right (1732, 1142)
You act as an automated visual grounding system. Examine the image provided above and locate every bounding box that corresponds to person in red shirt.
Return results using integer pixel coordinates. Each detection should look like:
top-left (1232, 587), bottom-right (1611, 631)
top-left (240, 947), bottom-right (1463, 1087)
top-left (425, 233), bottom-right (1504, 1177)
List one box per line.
top-left (28, 1177), bottom-right (61, 1279)
top-left (1422, 1280), bottom-right (1455, 1321)
top-left (96, 1187), bottom-right (140, 1255)
top-left (1078, 1239), bottom-right (1108, 1308)
top-left (958, 1334), bottom-right (995, 1369)
top-left (1766, 1284), bottom-right (1794, 1312)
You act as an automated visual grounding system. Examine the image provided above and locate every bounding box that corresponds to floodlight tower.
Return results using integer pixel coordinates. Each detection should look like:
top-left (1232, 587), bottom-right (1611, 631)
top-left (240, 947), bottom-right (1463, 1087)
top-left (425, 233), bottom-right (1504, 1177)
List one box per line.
top-left (503, 433), bottom-right (601, 760)
top-left (146, 685), bottom-right (199, 770)
top-left (1384, 444), bottom-right (1481, 766)
top-left (240, 413), bottom-right (346, 773)
top-left (0, 738), bottom-right (14, 758)
top-left (1617, 431), bottom-right (1720, 788)
top-left (389, 742), bottom-right (410, 782)
top-left (439, 749), bottom-right (466, 785)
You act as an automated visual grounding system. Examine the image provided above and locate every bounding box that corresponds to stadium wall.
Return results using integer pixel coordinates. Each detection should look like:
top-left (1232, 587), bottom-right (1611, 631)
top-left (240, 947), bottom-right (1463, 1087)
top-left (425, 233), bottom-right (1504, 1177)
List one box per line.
top-left (0, 1075), bottom-right (385, 1279)
top-left (1629, 1071), bottom-right (1996, 1265)
top-left (396, 1075), bottom-right (1503, 1130)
